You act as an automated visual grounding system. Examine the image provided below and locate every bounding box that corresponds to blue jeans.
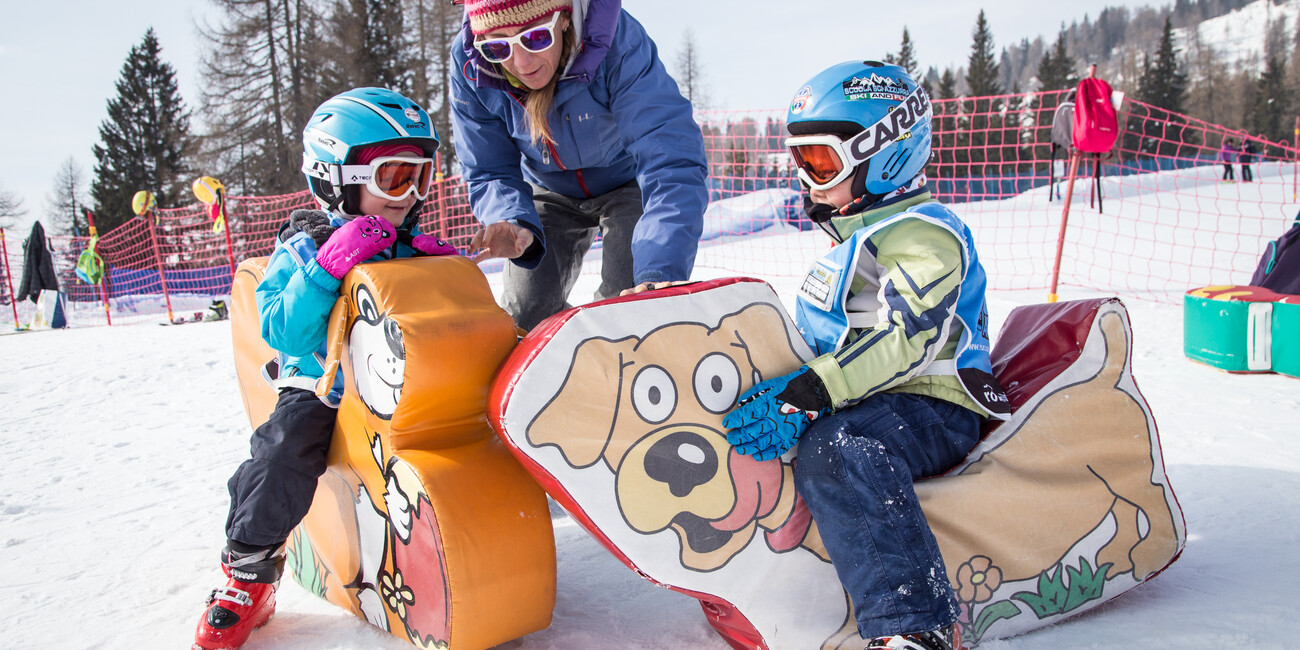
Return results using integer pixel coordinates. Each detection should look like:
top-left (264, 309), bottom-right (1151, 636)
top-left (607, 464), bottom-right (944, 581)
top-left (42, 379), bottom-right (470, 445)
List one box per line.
top-left (793, 392), bottom-right (983, 638)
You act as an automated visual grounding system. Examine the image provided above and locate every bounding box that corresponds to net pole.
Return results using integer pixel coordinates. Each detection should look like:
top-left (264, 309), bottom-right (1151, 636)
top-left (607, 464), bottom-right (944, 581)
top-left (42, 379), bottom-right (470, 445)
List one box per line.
top-left (220, 191), bottom-right (237, 276)
top-left (0, 229), bottom-right (18, 329)
top-left (148, 212), bottom-right (176, 323)
top-left (84, 210), bottom-right (112, 326)
top-left (1048, 150), bottom-right (1082, 303)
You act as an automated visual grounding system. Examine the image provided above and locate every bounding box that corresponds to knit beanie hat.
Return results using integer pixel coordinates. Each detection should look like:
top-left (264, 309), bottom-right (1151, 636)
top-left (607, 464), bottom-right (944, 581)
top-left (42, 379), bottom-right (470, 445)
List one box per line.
top-left (466, 0), bottom-right (572, 36)
top-left (355, 143), bottom-right (423, 165)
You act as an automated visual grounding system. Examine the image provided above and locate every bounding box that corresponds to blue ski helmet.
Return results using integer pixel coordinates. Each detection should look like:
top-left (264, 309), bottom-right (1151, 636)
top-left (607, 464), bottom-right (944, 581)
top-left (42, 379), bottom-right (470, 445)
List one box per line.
top-left (302, 87), bottom-right (440, 217)
top-left (786, 61), bottom-right (932, 210)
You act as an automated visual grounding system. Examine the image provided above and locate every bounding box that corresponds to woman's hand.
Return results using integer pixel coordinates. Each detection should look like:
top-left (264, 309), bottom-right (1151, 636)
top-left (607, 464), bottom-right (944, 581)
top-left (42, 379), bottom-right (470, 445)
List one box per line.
top-left (619, 280), bottom-right (693, 296)
top-left (468, 221), bottom-right (535, 263)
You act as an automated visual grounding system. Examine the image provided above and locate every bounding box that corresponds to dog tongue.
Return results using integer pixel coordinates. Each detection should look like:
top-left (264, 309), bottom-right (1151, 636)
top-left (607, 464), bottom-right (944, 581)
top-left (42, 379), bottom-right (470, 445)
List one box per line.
top-left (764, 492), bottom-right (813, 552)
top-left (710, 450), bottom-right (784, 532)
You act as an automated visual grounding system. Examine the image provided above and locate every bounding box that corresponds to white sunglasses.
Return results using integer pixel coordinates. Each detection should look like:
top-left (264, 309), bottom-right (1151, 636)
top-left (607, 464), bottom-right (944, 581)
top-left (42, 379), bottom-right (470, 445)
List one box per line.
top-left (785, 85), bottom-right (933, 191)
top-left (473, 12), bottom-right (563, 63)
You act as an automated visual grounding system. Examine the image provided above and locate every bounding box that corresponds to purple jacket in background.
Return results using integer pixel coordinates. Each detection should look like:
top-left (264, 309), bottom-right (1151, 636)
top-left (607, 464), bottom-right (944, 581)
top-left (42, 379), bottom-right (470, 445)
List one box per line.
top-left (1251, 217), bottom-right (1300, 295)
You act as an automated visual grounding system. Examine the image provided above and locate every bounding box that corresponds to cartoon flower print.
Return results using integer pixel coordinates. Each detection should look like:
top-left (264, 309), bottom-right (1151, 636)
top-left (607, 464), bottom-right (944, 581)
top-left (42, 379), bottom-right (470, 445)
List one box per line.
top-left (380, 569), bottom-right (416, 619)
top-left (955, 555), bottom-right (1002, 604)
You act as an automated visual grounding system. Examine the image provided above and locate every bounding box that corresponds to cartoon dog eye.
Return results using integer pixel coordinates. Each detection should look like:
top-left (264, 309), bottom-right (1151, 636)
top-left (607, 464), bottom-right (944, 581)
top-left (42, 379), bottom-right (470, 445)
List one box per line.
top-left (631, 365), bottom-right (676, 424)
top-left (694, 353), bottom-right (741, 414)
top-left (357, 284), bottom-right (379, 324)
top-left (384, 318), bottom-right (404, 360)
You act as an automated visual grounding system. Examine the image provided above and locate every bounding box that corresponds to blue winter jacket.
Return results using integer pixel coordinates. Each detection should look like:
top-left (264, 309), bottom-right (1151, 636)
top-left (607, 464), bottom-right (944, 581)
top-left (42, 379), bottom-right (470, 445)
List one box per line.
top-left (257, 212), bottom-right (428, 405)
top-left (449, 0), bottom-right (708, 285)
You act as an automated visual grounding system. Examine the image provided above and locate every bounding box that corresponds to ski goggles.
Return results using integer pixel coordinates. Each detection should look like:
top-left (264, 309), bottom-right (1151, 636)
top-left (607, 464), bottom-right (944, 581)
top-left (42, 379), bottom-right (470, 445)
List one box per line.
top-left (338, 156), bottom-right (436, 201)
top-left (473, 12), bottom-right (562, 63)
top-left (785, 85), bottom-right (933, 191)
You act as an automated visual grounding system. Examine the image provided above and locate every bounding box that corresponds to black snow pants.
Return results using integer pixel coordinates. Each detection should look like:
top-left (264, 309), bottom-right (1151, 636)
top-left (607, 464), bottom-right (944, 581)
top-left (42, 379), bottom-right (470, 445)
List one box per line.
top-left (224, 387), bottom-right (336, 548)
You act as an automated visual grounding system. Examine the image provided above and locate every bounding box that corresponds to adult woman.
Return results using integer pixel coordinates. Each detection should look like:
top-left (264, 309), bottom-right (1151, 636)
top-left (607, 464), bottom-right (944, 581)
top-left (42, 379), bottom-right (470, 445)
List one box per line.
top-left (451, 0), bottom-right (709, 330)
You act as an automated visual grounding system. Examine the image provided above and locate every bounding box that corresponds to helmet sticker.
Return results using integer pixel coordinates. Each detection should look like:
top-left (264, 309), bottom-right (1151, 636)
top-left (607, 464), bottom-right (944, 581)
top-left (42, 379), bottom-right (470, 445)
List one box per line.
top-left (842, 73), bottom-right (910, 102)
top-left (844, 85), bottom-right (932, 165)
top-left (403, 107), bottom-right (421, 122)
top-left (790, 85), bottom-right (813, 114)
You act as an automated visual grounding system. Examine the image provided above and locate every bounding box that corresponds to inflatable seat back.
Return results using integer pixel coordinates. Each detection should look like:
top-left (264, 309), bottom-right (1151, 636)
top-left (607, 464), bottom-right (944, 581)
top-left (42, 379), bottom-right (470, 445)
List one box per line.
top-left (490, 280), bottom-right (1185, 648)
top-left (230, 255), bottom-right (556, 650)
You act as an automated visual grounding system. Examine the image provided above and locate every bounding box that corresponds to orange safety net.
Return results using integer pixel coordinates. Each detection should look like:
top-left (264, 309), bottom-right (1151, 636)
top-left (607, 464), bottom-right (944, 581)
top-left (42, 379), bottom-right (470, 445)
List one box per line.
top-left (2, 90), bottom-right (1296, 328)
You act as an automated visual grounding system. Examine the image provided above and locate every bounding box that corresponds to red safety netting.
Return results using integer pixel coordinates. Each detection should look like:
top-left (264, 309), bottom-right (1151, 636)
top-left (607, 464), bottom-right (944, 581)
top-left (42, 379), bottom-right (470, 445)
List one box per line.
top-left (2, 90), bottom-right (1296, 329)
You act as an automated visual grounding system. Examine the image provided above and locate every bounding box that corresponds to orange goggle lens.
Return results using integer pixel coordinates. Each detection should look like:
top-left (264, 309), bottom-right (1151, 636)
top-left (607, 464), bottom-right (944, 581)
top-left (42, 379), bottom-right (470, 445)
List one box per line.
top-left (372, 160), bottom-right (433, 200)
top-left (789, 144), bottom-right (844, 186)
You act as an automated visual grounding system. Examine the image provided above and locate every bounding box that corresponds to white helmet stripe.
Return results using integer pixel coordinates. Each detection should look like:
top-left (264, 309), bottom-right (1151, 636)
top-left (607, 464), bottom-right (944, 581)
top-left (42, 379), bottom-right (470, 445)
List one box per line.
top-left (337, 95), bottom-right (409, 137)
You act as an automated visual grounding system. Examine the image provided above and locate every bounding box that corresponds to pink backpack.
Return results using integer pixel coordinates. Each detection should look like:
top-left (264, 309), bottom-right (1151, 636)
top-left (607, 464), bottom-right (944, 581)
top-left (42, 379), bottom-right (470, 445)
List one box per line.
top-left (1073, 77), bottom-right (1118, 153)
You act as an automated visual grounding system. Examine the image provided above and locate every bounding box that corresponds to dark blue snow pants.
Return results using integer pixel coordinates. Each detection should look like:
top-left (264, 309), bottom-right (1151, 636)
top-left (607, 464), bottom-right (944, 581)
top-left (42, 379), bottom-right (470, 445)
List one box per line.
top-left (225, 387), bottom-right (336, 549)
top-left (793, 392), bottom-right (983, 639)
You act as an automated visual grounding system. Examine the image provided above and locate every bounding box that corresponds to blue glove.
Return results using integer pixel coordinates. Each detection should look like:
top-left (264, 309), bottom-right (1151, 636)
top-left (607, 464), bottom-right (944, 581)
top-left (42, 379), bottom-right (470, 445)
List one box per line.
top-left (723, 366), bottom-right (831, 461)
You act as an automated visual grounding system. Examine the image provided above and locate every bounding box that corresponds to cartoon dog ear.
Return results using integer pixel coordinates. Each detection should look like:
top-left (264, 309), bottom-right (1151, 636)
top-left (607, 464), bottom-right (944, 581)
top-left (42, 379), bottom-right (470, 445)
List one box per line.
top-left (527, 335), bottom-right (637, 469)
top-left (717, 303), bottom-right (806, 386)
top-left (316, 291), bottom-right (354, 399)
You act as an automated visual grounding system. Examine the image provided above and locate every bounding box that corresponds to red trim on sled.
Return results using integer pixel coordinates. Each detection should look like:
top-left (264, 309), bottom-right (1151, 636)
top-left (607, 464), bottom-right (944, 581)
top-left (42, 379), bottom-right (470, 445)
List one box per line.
top-left (486, 277), bottom-right (775, 650)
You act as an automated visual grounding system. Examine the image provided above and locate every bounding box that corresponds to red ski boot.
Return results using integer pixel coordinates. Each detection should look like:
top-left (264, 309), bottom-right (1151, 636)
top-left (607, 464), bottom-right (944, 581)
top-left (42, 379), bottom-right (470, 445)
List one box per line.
top-left (193, 544), bottom-right (283, 650)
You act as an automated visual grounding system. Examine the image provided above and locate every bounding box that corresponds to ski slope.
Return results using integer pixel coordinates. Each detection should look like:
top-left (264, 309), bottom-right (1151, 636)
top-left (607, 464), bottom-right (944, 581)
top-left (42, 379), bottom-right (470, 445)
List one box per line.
top-left (3, 171), bottom-right (1299, 649)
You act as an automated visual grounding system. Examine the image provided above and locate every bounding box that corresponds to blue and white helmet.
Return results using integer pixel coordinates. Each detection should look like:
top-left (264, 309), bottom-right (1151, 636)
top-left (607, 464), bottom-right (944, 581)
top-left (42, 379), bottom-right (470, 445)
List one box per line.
top-left (786, 61), bottom-right (932, 210)
top-left (301, 87), bottom-right (440, 216)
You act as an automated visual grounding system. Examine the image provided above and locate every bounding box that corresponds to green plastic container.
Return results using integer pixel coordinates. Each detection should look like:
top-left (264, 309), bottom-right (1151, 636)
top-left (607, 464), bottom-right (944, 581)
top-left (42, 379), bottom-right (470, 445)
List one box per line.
top-left (1183, 293), bottom-right (1272, 372)
top-left (1273, 301), bottom-right (1300, 378)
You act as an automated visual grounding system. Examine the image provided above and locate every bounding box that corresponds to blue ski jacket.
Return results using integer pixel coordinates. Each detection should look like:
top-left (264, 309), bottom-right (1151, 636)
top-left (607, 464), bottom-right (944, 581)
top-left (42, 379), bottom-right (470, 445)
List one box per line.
top-left (257, 212), bottom-right (428, 405)
top-left (449, 0), bottom-right (708, 285)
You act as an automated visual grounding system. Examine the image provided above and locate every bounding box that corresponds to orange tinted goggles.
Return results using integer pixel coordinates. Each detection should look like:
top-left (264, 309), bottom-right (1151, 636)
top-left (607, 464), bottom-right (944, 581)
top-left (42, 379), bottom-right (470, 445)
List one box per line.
top-left (341, 156), bottom-right (435, 201)
top-left (789, 142), bottom-right (846, 186)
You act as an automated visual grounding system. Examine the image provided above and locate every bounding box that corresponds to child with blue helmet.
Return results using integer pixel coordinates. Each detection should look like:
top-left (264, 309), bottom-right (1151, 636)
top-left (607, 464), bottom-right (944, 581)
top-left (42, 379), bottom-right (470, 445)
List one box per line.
top-left (723, 61), bottom-right (1009, 650)
top-left (194, 87), bottom-right (457, 650)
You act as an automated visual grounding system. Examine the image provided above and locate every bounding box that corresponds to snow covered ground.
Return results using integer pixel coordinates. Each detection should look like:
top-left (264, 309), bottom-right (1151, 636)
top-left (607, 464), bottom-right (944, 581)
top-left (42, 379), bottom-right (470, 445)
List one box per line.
top-left (4, 177), bottom-right (1300, 648)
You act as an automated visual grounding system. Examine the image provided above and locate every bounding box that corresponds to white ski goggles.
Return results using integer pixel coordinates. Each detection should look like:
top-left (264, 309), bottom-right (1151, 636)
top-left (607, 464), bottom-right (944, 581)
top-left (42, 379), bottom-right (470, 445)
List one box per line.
top-left (785, 85), bottom-right (933, 191)
top-left (305, 156), bottom-right (435, 201)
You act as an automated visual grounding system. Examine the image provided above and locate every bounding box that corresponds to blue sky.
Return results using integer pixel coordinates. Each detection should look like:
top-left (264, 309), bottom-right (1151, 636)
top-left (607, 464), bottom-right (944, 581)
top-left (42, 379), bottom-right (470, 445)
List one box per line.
top-left (1, 0), bottom-right (1164, 232)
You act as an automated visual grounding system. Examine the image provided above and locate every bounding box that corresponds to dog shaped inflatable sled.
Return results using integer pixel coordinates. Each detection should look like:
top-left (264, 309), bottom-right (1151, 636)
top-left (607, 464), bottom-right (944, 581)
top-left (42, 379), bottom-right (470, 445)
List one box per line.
top-left (489, 278), bottom-right (1186, 648)
top-left (230, 255), bottom-right (555, 650)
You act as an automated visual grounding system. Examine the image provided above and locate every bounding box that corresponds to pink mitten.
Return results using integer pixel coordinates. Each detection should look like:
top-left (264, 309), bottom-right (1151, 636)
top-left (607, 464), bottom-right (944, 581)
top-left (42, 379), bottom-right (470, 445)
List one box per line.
top-left (410, 234), bottom-right (459, 257)
top-left (315, 215), bottom-right (396, 279)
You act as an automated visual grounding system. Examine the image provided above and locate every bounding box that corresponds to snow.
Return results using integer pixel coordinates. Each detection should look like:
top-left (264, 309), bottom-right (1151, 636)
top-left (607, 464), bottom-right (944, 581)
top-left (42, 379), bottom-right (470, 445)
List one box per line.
top-left (1177, 0), bottom-right (1300, 72)
top-left (4, 167), bottom-right (1300, 649)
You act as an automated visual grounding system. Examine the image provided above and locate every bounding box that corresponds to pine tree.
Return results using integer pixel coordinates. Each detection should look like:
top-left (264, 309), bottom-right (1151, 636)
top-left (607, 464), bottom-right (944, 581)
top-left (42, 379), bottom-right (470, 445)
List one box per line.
top-left (1136, 16), bottom-right (1188, 113)
top-left (966, 10), bottom-right (1002, 97)
top-left (0, 182), bottom-right (26, 231)
top-left (90, 28), bottom-right (192, 234)
top-left (1037, 30), bottom-right (1078, 92)
top-left (885, 28), bottom-right (919, 79)
top-left (406, 0), bottom-right (462, 175)
top-left (198, 0), bottom-right (326, 196)
top-left (675, 29), bottom-right (710, 110)
top-left (1246, 55), bottom-right (1288, 144)
top-left (45, 158), bottom-right (88, 237)
top-left (362, 0), bottom-right (413, 91)
top-left (937, 68), bottom-right (958, 100)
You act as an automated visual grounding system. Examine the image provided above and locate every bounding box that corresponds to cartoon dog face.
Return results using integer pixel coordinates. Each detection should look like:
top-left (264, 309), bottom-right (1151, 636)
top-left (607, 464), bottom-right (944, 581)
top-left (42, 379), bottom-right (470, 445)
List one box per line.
top-left (349, 283), bottom-right (405, 419)
top-left (527, 302), bottom-right (810, 571)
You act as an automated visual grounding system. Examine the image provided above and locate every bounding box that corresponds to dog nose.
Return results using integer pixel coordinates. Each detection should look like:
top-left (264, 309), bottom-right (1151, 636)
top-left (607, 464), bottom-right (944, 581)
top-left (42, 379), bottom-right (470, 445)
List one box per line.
top-left (644, 431), bottom-right (718, 498)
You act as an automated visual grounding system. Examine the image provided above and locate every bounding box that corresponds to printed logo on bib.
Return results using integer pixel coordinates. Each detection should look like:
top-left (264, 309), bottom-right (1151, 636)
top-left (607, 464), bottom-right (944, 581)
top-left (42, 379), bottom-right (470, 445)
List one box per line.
top-left (842, 73), bottom-right (910, 102)
top-left (800, 259), bottom-right (841, 311)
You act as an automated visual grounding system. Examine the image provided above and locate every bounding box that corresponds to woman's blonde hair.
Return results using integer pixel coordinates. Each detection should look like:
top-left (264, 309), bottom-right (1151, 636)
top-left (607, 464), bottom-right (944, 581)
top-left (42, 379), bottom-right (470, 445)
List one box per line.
top-left (520, 22), bottom-right (577, 146)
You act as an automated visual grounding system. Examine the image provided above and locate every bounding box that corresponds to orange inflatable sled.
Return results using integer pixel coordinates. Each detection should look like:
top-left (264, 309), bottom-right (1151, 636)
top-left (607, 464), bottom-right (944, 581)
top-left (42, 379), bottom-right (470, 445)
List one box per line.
top-left (231, 255), bottom-right (555, 649)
